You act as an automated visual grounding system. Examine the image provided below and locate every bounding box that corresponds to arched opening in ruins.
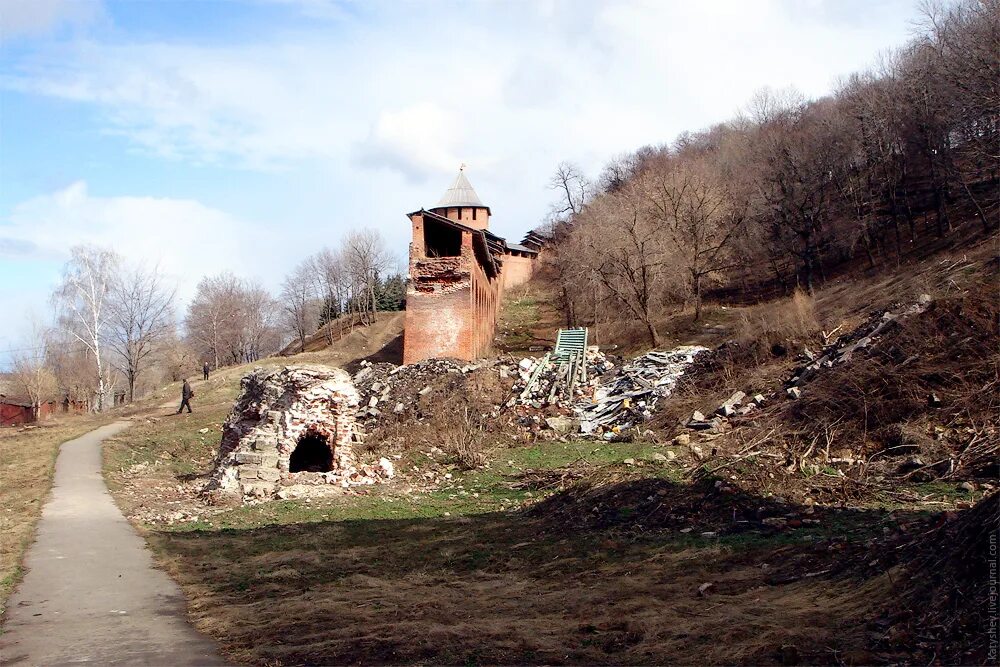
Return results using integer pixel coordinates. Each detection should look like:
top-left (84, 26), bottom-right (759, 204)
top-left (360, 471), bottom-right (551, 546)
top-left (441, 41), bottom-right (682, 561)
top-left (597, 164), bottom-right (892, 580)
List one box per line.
top-left (289, 432), bottom-right (334, 473)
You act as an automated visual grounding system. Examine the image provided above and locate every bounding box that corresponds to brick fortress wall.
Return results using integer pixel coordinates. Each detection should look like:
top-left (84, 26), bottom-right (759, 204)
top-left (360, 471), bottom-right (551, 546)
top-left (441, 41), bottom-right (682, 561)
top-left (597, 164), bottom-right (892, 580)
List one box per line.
top-left (403, 210), bottom-right (502, 363)
top-left (402, 172), bottom-right (542, 364)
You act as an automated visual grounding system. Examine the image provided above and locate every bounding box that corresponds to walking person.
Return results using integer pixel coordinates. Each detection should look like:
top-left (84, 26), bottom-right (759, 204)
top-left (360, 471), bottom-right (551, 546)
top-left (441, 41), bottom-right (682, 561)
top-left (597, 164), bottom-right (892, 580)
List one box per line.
top-left (177, 378), bottom-right (194, 414)
top-left (202, 361), bottom-right (210, 381)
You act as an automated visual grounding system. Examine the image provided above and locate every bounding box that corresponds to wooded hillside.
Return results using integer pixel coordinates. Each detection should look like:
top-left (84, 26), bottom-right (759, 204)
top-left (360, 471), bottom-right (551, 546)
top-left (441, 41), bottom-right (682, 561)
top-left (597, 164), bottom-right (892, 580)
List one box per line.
top-left (545, 0), bottom-right (997, 346)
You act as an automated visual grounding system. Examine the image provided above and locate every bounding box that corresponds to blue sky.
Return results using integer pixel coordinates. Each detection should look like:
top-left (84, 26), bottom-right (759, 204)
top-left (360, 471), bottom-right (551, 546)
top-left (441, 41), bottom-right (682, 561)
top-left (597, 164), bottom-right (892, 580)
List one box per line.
top-left (0, 0), bottom-right (926, 364)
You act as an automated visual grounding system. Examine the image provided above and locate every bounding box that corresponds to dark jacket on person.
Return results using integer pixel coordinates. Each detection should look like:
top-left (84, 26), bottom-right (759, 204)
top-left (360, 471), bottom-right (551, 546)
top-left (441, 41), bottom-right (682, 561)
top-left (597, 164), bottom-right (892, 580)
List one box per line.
top-left (182, 380), bottom-right (194, 400)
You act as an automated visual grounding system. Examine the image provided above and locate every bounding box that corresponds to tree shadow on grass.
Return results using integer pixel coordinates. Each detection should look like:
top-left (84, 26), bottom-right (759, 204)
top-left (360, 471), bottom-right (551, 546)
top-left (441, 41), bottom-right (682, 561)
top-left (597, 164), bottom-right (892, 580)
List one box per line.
top-left (150, 478), bottom-right (951, 666)
top-left (344, 332), bottom-right (404, 374)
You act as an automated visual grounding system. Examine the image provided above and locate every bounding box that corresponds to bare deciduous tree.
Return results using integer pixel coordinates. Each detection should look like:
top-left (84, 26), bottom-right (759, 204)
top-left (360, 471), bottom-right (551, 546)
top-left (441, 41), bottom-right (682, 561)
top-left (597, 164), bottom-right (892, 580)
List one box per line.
top-left (235, 281), bottom-right (281, 363)
top-left (343, 230), bottom-right (391, 327)
top-left (280, 261), bottom-right (320, 353)
top-left (10, 320), bottom-right (58, 420)
top-left (309, 248), bottom-right (347, 343)
top-left (546, 162), bottom-right (594, 326)
top-left (573, 180), bottom-right (678, 347)
top-left (548, 161), bottom-right (591, 220)
top-left (53, 245), bottom-right (120, 411)
top-left (185, 273), bottom-right (282, 368)
top-left (646, 159), bottom-right (746, 320)
top-left (107, 264), bottom-right (176, 402)
top-left (185, 273), bottom-right (242, 369)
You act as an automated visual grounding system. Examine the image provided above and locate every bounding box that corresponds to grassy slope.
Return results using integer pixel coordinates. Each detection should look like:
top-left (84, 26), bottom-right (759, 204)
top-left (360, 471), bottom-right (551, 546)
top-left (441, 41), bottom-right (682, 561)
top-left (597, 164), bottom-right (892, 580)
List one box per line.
top-left (110, 406), bottom-right (901, 665)
top-left (97, 239), bottom-right (995, 664)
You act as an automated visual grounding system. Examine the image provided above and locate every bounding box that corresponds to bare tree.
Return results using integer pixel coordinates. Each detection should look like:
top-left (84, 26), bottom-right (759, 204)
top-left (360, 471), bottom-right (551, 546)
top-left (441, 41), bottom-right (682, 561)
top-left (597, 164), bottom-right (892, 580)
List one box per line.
top-left (185, 273), bottom-right (242, 369)
top-left (572, 180), bottom-right (678, 347)
top-left (46, 329), bottom-right (98, 411)
top-left (235, 281), bottom-right (281, 363)
top-left (343, 230), bottom-right (391, 327)
top-left (309, 248), bottom-right (348, 343)
top-left (52, 245), bottom-right (120, 411)
top-left (748, 103), bottom-right (843, 293)
top-left (548, 161), bottom-right (591, 220)
top-left (280, 261), bottom-right (320, 353)
top-left (185, 273), bottom-right (283, 367)
top-left (9, 320), bottom-right (58, 420)
top-left (545, 162), bottom-right (595, 326)
top-left (646, 159), bottom-right (746, 320)
top-left (107, 264), bottom-right (176, 402)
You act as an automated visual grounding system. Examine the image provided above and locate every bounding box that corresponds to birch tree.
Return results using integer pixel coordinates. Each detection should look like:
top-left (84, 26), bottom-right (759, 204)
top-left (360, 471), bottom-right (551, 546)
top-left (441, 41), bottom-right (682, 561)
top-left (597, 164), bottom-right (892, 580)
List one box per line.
top-left (53, 245), bottom-right (120, 412)
top-left (343, 230), bottom-right (391, 327)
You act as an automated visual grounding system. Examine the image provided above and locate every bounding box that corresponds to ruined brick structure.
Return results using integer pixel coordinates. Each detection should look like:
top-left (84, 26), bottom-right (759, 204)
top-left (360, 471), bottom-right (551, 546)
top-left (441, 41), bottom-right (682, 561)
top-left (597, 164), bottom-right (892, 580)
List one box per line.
top-left (206, 365), bottom-right (391, 498)
top-left (404, 168), bottom-right (543, 363)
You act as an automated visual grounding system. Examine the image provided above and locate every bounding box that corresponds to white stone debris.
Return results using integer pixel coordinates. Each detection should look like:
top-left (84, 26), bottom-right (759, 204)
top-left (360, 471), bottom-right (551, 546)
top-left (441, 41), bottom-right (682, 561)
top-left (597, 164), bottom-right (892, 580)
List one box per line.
top-left (576, 346), bottom-right (709, 435)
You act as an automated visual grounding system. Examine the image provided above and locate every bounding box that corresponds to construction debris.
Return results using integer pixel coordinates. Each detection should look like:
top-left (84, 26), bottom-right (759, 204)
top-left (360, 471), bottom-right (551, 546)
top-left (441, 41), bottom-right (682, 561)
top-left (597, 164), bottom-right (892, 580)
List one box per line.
top-left (349, 339), bottom-right (709, 441)
top-left (352, 357), bottom-right (485, 429)
top-left (505, 346), bottom-right (615, 410)
top-left (577, 346), bottom-right (708, 437)
top-left (784, 295), bottom-right (933, 392)
top-left (675, 295), bottom-right (938, 439)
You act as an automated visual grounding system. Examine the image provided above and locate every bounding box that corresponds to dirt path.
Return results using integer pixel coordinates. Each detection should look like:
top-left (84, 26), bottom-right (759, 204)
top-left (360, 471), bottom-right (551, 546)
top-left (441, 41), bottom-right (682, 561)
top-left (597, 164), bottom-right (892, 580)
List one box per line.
top-left (0, 422), bottom-right (226, 666)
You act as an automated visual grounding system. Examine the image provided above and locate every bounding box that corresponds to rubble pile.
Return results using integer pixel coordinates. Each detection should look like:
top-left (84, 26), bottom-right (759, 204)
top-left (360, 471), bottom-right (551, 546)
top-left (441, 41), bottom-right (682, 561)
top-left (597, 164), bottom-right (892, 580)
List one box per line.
top-left (351, 358), bottom-right (488, 428)
top-left (577, 346), bottom-right (708, 437)
top-left (205, 365), bottom-right (393, 500)
top-left (685, 391), bottom-right (768, 432)
top-left (678, 294), bottom-right (937, 436)
top-left (504, 347), bottom-right (617, 410)
top-left (783, 294), bottom-right (933, 398)
top-left (349, 345), bottom-right (709, 441)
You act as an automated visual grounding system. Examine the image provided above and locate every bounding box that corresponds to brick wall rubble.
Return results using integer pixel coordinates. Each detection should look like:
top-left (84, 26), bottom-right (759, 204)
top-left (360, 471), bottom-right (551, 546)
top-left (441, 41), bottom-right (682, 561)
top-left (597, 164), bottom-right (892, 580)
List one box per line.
top-left (205, 365), bottom-right (393, 499)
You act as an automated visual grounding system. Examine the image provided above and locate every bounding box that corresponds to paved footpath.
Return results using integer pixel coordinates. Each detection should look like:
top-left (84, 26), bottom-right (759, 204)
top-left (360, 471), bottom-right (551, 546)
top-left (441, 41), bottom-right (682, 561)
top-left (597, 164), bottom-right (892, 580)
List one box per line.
top-left (1, 422), bottom-right (227, 666)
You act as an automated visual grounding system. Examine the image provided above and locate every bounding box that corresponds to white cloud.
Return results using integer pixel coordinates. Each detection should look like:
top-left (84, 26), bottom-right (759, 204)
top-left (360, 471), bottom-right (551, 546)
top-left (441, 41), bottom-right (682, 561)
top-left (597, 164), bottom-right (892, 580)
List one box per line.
top-left (0, 0), bottom-right (101, 40)
top-left (2, 0), bottom-right (920, 182)
top-left (355, 103), bottom-right (466, 182)
top-left (0, 181), bottom-right (277, 303)
top-left (6, 40), bottom-right (358, 169)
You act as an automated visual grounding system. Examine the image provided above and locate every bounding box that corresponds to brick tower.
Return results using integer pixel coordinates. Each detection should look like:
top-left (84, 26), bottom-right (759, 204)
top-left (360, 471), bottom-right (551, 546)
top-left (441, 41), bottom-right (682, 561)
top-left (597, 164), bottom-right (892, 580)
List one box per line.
top-left (403, 168), bottom-right (503, 363)
top-left (425, 166), bottom-right (491, 231)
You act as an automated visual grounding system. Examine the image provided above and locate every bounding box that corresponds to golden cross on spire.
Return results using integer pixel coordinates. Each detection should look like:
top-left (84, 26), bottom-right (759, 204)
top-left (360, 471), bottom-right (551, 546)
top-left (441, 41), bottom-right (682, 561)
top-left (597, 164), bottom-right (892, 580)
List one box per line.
top-left (459, 162), bottom-right (466, 171)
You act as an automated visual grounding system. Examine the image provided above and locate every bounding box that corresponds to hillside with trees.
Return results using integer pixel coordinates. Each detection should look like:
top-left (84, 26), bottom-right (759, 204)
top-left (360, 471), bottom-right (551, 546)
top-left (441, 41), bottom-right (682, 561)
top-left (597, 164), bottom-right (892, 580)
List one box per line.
top-left (545, 0), bottom-right (996, 346)
top-left (3, 230), bottom-right (404, 416)
top-left (1, 1), bottom-right (996, 665)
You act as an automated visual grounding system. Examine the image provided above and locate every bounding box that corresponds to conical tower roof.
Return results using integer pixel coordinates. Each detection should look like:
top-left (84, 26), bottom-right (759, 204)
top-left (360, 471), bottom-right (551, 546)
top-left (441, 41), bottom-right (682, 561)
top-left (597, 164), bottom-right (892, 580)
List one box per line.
top-left (434, 167), bottom-right (486, 208)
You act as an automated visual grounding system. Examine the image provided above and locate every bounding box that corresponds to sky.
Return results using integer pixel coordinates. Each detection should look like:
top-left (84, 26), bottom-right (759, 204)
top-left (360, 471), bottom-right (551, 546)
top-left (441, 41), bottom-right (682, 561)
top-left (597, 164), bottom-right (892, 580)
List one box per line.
top-left (0, 0), bottom-right (928, 365)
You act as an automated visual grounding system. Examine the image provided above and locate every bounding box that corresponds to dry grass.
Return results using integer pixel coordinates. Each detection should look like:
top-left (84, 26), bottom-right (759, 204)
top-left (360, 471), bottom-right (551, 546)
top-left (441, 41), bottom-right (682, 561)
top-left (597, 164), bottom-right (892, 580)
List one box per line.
top-left (0, 413), bottom-right (112, 611)
top-left (789, 283), bottom-right (999, 469)
top-left (883, 491), bottom-right (998, 664)
top-left (279, 311), bottom-right (405, 357)
top-left (147, 497), bottom-right (895, 666)
top-left (736, 288), bottom-right (821, 353)
top-left (359, 366), bottom-right (513, 463)
top-left (439, 407), bottom-right (491, 470)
